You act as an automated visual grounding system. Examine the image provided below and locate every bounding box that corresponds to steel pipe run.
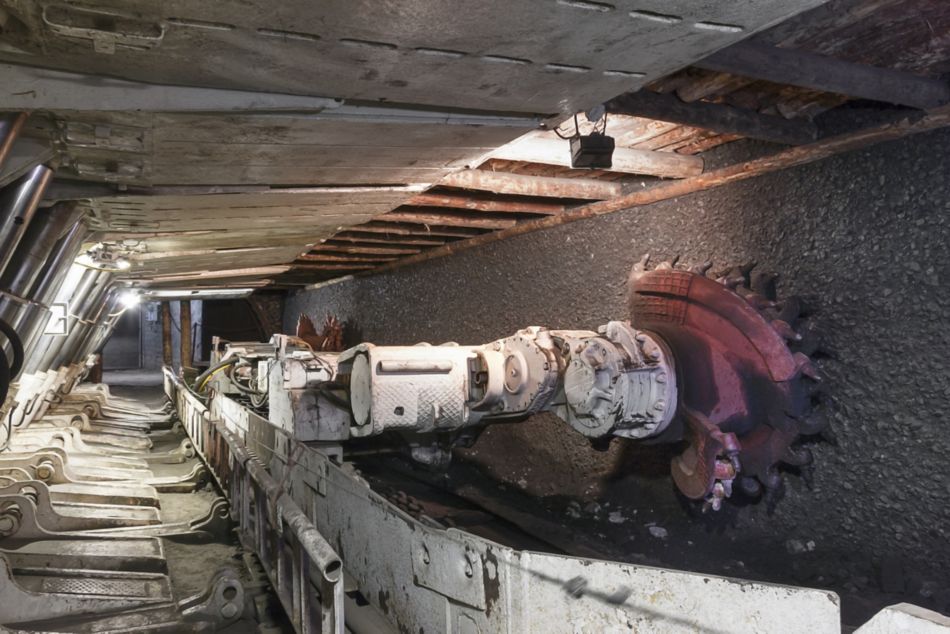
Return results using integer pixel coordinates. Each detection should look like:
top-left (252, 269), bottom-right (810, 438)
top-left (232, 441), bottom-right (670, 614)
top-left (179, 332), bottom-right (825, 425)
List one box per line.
top-left (0, 205), bottom-right (84, 314)
top-left (22, 268), bottom-right (109, 375)
top-left (0, 113), bottom-right (27, 174)
top-left (0, 165), bottom-right (53, 278)
top-left (47, 275), bottom-right (116, 370)
top-left (0, 206), bottom-right (84, 356)
top-left (8, 220), bottom-right (87, 356)
top-left (75, 289), bottom-right (124, 363)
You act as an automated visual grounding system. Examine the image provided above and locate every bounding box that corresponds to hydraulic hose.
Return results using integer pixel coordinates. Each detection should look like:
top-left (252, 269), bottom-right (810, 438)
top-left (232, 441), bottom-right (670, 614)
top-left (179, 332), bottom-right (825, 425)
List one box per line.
top-left (226, 364), bottom-right (256, 393)
top-left (0, 318), bottom-right (23, 379)
top-left (194, 356), bottom-right (239, 393)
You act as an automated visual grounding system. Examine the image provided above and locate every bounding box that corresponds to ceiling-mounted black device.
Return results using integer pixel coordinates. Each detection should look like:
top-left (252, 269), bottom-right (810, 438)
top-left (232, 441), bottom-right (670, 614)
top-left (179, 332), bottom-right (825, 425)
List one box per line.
top-left (570, 132), bottom-right (615, 169)
top-left (559, 108), bottom-right (615, 169)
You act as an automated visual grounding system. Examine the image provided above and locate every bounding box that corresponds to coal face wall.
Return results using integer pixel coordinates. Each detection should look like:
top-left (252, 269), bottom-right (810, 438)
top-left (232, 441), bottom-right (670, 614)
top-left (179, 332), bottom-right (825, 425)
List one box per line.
top-left (284, 129), bottom-right (950, 599)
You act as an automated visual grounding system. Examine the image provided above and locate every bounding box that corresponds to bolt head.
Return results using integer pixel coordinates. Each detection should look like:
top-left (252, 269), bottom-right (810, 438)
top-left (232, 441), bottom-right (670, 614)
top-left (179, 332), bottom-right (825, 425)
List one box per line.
top-left (220, 602), bottom-right (239, 619)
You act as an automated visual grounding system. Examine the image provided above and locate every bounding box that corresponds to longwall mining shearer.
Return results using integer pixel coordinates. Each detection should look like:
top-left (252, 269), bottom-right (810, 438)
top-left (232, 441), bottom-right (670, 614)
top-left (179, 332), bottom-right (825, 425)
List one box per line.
top-left (0, 259), bottom-right (884, 633)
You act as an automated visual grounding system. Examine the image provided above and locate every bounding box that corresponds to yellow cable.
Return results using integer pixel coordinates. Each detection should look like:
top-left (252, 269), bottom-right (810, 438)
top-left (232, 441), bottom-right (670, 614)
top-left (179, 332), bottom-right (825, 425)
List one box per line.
top-left (197, 364), bottom-right (231, 392)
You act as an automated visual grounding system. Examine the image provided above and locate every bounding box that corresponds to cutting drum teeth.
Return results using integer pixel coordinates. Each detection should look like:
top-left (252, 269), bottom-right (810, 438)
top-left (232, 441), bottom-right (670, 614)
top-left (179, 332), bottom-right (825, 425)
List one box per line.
top-left (627, 255), bottom-right (826, 511)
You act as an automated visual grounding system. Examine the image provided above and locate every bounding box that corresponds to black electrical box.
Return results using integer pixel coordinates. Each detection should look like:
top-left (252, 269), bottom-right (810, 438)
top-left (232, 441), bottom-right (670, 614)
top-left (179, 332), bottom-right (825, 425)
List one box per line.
top-left (570, 132), bottom-right (615, 169)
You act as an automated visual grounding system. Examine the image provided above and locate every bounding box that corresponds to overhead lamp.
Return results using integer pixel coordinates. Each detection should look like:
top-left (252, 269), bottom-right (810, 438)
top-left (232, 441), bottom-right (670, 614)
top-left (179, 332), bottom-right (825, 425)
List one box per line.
top-left (119, 290), bottom-right (141, 309)
top-left (557, 107), bottom-right (615, 170)
top-left (570, 132), bottom-right (615, 169)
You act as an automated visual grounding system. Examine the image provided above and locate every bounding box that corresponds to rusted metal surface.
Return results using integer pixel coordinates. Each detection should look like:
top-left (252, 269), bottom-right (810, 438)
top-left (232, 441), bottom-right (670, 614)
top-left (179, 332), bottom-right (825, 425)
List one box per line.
top-left (296, 314), bottom-right (344, 352)
top-left (0, 112), bottom-right (28, 175)
top-left (628, 258), bottom-right (822, 509)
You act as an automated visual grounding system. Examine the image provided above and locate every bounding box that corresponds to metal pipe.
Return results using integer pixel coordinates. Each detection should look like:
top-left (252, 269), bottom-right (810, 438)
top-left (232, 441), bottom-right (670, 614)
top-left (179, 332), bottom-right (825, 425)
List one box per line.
top-left (23, 268), bottom-right (104, 374)
top-left (16, 236), bottom-right (86, 371)
top-left (0, 164), bottom-right (53, 278)
top-left (18, 263), bottom-right (86, 373)
top-left (0, 113), bottom-right (28, 175)
top-left (76, 288), bottom-right (122, 362)
top-left (0, 206), bottom-right (80, 380)
top-left (26, 221), bottom-right (87, 306)
top-left (9, 219), bottom-right (87, 349)
top-left (50, 273), bottom-right (114, 369)
top-left (0, 204), bottom-right (83, 321)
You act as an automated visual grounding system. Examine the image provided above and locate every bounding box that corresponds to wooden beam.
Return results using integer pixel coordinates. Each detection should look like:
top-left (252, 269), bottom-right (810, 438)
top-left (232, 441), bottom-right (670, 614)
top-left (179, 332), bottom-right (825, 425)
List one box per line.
top-left (179, 300), bottom-right (193, 369)
top-left (292, 263), bottom-right (378, 271)
top-left (160, 302), bottom-right (173, 366)
top-left (375, 211), bottom-right (517, 230)
top-left (149, 277), bottom-right (278, 285)
top-left (366, 106), bottom-right (950, 275)
top-left (607, 90), bottom-right (817, 146)
top-left (148, 266), bottom-right (291, 282)
top-left (310, 245), bottom-right (422, 256)
top-left (439, 169), bottom-right (622, 200)
top-left (490, 135), bottom-right (704, 178)
top-left (351, 223), bottom-right (484, 238)
top-left (408, 191), bottom-right (567, 214)
top-left (328, 234), bottom-right (448, 247)
top-left (695, 40), bottom-right (950, 111)
top-left (297, 253), bottom-right (399, 263)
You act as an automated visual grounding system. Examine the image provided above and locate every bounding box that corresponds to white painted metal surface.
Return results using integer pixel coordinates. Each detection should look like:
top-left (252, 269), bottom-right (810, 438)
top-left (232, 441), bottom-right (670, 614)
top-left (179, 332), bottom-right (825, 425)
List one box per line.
top-left (167, 379), bottom-right (849, 634)
top-left (0, 0), bottom-right (827, 115)
top-left (854, 603), bottom-right (950, 634)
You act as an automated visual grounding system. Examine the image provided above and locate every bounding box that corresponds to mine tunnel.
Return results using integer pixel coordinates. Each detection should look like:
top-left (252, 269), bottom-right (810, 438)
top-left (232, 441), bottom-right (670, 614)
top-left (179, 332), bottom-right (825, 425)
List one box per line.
top-left (0, 0), bottom-right (948, 632)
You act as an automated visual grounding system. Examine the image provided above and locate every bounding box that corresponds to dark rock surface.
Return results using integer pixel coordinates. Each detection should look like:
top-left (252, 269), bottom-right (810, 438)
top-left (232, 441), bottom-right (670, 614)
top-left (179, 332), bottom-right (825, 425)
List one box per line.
top-left (285, 128), bottom-right (950, 623)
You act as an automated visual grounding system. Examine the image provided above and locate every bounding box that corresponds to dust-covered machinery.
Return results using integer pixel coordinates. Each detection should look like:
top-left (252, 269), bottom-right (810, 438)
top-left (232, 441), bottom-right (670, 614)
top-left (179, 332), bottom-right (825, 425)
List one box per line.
top-left (205, 256), bottom-right (824, 511)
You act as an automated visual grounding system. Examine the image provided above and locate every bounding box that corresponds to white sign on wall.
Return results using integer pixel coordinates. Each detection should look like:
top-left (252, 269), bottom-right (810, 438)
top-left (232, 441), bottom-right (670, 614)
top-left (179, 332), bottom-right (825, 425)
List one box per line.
top-left (43, 302), bottom-right (69, 336)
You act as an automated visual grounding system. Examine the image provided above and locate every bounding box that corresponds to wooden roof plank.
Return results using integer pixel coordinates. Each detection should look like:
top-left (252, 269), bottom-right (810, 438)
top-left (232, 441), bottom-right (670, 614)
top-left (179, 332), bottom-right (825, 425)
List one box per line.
top-left (439, 169), bottom-right (621, 200)
top-left (365, 105), bottom-right (950, 276)
top-left (375, 211), bottom-right (517, 230)
top-left (695, 40), bottom-right (950, 110)
top-left (490, 134), bottom-right (703, 178)
top-left (608, 90), bottom-right (817, 146)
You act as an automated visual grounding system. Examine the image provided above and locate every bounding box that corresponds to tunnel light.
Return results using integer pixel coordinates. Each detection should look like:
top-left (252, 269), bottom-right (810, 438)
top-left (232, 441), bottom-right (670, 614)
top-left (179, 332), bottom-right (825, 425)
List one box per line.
top-left (555, 110), bottom-right (615, 169)
top-left (119, 291), bottom-right (141, 309)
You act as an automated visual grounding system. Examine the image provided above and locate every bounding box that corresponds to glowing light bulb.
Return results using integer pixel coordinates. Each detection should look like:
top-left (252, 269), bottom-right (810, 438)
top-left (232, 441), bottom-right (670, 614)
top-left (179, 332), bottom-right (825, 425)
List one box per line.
top-left (119, 291), bottom-right (141, 308)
